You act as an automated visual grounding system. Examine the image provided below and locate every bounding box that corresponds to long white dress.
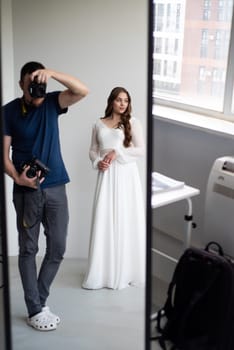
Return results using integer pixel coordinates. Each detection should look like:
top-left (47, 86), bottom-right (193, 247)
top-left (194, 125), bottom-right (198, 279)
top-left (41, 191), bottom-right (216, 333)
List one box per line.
top-left (82, 117), bottom-right (146, 290)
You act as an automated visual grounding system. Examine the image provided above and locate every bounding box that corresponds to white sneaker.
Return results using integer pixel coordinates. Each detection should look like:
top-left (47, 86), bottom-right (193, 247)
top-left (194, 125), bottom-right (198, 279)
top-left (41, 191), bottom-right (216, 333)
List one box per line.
top-left (42, 306), bottom-right (60, 324)
top-left (27, 310), bottom-right (57, 331)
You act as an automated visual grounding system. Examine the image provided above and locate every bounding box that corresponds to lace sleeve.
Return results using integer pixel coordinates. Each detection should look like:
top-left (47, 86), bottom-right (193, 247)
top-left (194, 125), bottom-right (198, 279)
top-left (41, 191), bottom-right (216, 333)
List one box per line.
top-left (116, 118), bottom-right (145, 164)
top-left (89, 123), bottom-right (102, 169)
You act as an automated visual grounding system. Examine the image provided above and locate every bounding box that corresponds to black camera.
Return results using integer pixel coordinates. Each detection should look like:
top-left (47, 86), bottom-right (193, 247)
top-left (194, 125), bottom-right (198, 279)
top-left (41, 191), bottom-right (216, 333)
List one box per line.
top-left (28, 77), bottom-right (47, 98)
top-left (21, 157), bottom-right (50, 179)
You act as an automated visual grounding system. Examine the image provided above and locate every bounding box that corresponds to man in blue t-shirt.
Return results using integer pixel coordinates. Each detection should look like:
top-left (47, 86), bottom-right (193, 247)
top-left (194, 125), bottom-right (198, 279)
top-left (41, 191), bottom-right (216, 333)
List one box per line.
top-left (3, 61), bottom-right (89, 331)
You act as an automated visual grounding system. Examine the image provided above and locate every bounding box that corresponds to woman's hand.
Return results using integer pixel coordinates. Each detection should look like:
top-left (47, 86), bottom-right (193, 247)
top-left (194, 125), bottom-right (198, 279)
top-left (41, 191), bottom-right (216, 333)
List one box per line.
top-left (98, 159), bottom-right (110, 171)
top-left (103, 150), bottom-right (116, 164)
top-left (98, 150), bottom-right (116, 171)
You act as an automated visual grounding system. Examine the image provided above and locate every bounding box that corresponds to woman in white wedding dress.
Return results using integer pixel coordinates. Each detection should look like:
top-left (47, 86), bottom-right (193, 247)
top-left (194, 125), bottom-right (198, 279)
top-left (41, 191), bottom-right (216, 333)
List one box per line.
top-left (82, 87), bottom-right (146, 290)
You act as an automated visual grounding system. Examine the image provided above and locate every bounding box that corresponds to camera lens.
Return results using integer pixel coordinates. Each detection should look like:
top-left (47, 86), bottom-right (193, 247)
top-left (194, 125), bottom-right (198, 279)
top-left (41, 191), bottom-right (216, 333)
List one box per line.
top-left (26, 166), bottom-right (37, 178)
top-left (28, 81), bottom-right (47, 98)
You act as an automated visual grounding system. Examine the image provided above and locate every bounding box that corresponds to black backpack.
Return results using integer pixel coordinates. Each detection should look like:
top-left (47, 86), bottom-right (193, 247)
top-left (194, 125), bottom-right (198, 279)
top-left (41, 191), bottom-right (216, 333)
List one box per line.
top-left (151, 242), bottom-right (234, 350)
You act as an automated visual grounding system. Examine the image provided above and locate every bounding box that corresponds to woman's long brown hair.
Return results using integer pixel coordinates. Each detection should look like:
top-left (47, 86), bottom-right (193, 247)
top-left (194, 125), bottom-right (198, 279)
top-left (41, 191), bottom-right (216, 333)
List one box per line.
top-left (103, 87), bottom-right (132, 147)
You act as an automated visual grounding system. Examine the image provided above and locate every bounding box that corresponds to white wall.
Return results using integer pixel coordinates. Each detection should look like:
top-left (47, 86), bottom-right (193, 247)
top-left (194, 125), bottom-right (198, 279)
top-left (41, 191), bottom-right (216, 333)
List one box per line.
top-left (152, 116), bottom-right (234, 282)
top-left (1, 0), bottom-right (148, 257)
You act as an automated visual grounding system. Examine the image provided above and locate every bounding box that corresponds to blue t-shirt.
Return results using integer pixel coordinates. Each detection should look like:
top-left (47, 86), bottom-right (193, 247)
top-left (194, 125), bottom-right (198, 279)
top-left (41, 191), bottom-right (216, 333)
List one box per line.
top-left (3, 91), bottom-right (70, 192)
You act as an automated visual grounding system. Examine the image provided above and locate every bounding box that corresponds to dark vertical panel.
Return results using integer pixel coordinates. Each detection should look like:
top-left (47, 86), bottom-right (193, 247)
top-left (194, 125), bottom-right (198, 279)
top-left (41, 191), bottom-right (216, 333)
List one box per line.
top-left (0, 8), bottom-right (13, 348)
top-left (145, 1), bottom-right (154, 349)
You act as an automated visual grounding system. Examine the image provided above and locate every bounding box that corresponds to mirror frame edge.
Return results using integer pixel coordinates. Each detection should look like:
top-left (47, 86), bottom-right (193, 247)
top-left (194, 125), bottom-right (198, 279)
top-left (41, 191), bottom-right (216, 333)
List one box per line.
top-left (0, 1), bottom-right (153, 348)
top-left (145, 0), bottom-right (154, 349)
top-left (0, 20), bottom-right (13, 349)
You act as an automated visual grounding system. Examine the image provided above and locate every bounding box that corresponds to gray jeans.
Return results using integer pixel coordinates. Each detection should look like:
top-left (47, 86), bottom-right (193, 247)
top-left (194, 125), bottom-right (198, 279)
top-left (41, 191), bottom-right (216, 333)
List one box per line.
top-left (13, 185), bottom-right (69, 317)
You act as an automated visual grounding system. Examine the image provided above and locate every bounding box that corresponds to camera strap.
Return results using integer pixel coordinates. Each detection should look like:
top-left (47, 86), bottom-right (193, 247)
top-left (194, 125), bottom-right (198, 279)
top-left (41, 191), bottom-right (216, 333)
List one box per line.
top-left (21, 98), bottom-right (28, 116)
top-left (21, 98), bottom-right (35, 117)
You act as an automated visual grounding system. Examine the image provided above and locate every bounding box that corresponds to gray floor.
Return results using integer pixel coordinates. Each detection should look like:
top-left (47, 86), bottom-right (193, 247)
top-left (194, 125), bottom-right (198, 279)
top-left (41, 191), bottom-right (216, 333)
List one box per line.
top-left (9, 257), bottom-right (148, 350)
top-left (150, 279), bottom-right (167, 350)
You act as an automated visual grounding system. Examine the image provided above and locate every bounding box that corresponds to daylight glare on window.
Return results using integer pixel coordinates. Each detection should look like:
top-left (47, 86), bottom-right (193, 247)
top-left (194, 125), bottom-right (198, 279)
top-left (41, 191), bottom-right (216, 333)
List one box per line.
top-left (153, 0), bottom-right (234, 114)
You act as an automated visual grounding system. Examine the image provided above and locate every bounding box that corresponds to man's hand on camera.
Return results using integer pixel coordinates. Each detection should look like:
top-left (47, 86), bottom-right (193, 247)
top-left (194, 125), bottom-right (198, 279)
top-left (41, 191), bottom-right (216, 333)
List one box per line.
top-left (31, 69), bottom-right (51, 84)
top-left (17, 166), bottom-right (44, 189)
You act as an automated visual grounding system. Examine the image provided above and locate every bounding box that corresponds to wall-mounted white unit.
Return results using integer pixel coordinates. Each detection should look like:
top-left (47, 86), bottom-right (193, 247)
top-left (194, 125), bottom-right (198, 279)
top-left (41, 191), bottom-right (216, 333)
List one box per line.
top-left (204, 156), bottom-right (234, 258)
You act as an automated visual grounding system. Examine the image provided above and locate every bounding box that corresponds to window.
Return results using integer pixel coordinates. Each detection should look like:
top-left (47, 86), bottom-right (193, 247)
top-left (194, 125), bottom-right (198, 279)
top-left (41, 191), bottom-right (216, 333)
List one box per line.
top-left (163, 60), bottom-right (168, 76)
top-left (166, 4), bottom-right (171, 28)
top-left (174, 38), bottom-right (179, 55)
top-left (203, 9), bottom-right (211, 20)
top-left (200, 29), bottom-right (209, 57)
top-left (155, 37), bottom-right (163, 53)
top-left (199, 66), bottom-right (206, 81)
top-left (165, 38), bottom-right (169, 54)
top-left (154, 59), bottom-right (161, 75)
top-left (176, 4), bottom-right (181, 30)
top-left (217, 0), bottom-right (233, 21)
top-left (153, 0), bottom-right (234, 120)
top-left (214, 30), bottom-right (229, 59)
top-left (211, 68), bottom-right (225, 96)
top-left (156, 3), bottom-right (164, 31)
top-left (203, 0), bottom-right (211, 20)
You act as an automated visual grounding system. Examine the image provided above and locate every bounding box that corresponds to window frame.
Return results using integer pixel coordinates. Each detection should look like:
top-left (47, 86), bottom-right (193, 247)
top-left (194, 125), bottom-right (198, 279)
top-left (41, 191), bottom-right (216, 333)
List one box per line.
top-left (153, 2), bottom-right (234, 122)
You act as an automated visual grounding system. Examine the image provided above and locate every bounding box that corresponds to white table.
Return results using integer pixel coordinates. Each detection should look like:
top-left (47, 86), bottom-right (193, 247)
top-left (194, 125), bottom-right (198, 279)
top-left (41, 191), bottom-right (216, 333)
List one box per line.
top-left (152, 184), bottom-right (200, 251)
top-left (150, 183), bottom-right (200, 322)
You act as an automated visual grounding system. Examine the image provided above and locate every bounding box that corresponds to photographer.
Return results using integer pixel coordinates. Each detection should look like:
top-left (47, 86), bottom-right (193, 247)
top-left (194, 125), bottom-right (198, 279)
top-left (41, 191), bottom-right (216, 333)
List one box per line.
top-left (3, 61), bottom-right (89, 331)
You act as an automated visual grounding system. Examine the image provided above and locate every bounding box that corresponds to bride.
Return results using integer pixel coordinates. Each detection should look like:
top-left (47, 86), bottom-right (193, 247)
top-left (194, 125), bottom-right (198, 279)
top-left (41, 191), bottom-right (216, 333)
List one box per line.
top-left (82, 86), bottom-right (146, 290)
